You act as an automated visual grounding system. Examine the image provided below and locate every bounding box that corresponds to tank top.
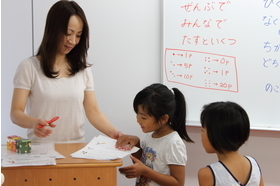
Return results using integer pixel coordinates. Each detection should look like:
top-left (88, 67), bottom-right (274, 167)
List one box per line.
top-left (208, 156), bottom-right (261, 186)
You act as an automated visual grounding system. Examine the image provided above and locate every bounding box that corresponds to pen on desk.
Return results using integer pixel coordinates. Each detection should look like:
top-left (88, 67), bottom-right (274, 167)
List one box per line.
top-left (37, 116), bottom-right (59, 128)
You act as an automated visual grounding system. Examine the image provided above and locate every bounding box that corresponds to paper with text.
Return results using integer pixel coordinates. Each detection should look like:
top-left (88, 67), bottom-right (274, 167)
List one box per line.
top-left (71, 135), bottom-right (139, 160)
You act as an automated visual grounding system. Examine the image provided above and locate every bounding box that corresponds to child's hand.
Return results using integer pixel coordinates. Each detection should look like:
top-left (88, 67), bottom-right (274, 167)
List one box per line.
top-left (116, 135), bottom-right (140, 151)
top-left (119, 155), bottom-right (147, 178)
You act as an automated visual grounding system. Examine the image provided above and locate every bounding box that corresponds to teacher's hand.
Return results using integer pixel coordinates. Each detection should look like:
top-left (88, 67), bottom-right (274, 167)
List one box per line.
top-left (33, 118), bottom-right (56, 138)
top-left (115, 134), bottom-right (140, 151)
top-left (111, 130), bottom-right (123, 140)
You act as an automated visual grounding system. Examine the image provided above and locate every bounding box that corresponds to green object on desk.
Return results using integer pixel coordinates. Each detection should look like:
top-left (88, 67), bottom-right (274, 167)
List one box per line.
top-left (16, 139), bottom-right (31, 153)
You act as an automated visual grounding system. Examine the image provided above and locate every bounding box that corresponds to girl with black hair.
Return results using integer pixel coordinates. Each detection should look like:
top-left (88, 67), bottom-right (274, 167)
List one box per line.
top-left (198, 101), bottom-right (264, 186)
top-left (119, 83), bottom-right (193, 186)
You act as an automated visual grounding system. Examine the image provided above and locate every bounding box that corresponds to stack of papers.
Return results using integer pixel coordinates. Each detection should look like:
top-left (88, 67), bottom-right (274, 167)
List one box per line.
top-left (71, 135), bottom-right (139, 160)
top-left (1, 143), bottom-right (65, 167)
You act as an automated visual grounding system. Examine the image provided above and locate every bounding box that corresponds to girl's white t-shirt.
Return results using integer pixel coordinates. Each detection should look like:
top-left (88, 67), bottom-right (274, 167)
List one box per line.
top-left (137, 131), bottom-right (187, 186)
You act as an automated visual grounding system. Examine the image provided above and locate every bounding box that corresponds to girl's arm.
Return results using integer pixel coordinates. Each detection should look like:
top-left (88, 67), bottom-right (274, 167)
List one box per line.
top-left (119, 156), bottom-right (185, 186)
top-left (83, 91), bottom-right (122, 139)
top-left (10, 88), bottom-right (54, 137)
top-left (259, 176), bottom-right (264, 186)
top-left (198, 167), bottom-right (214, 186)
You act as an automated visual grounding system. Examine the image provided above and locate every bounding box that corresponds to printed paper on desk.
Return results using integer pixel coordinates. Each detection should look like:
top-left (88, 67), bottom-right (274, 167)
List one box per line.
top-left (2, 157), bottom-right (56, 167)
top-left (1, 143), bottom-right (63, 167)
top-left (1, 143), bottom-right (65, 159)
top-left (71, 135), bottom-right (140, 160)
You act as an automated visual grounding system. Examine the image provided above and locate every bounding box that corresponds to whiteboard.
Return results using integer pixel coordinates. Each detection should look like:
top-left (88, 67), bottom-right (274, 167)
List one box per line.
top-left (162, 0), bottom-right (280, 130)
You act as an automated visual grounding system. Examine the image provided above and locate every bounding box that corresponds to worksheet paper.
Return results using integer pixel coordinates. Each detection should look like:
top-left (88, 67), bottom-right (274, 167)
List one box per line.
top-left (70, 135), bottom-right (139, 160)
top-left (1, 143), bottom-right (64, 167)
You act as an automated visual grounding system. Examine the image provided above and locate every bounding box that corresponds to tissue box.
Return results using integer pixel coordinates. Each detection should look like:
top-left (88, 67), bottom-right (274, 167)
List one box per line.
top-left (7, 135), bottom-right (22, 152)
top-left (16, 139), bottom-right (31, 154)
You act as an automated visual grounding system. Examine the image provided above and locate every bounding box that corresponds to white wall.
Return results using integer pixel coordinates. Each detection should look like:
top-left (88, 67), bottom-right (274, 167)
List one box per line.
top-left (1, 1), bottom-right (279, 185)
top-left (1, 0), bottom-right (32, 140)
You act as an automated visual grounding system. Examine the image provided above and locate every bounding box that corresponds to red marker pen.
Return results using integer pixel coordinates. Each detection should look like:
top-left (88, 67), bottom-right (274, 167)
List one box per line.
top-left (37, 116), bottom-right (59, 128)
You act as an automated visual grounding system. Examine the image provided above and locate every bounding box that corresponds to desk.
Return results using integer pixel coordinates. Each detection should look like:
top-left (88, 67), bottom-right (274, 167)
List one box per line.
top-left (1, 143), bottom-right (123, 186)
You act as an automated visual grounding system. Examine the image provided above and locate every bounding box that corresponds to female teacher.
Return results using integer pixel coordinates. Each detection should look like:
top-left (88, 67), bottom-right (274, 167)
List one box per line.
top-left (10, 0), bottom-right (122, 143)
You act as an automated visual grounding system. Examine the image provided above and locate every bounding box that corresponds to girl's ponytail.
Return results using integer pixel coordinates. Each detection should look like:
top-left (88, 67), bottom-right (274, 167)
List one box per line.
top-left (172, 88), bottom-right (194, 143)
